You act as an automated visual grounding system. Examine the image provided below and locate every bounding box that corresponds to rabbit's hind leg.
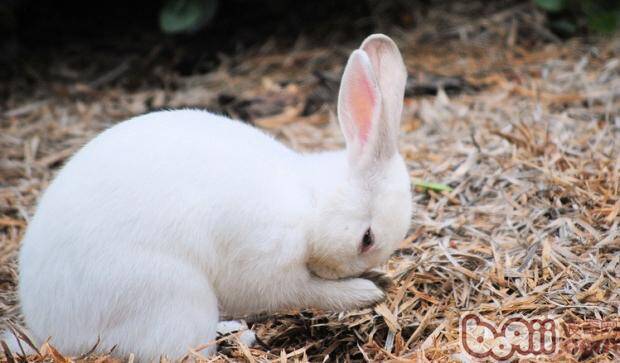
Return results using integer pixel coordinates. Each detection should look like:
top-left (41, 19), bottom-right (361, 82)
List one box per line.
top-left (133, 293), bottom-right (220, 361)
top-left (101, 259), bottom-right (221, 361)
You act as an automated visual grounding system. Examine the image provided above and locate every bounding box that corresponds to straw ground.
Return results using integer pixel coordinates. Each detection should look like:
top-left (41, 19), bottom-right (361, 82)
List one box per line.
top-left (1, 6), bottom-right (619, 362)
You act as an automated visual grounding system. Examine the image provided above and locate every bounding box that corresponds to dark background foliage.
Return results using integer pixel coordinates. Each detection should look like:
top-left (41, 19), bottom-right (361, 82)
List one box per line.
top-left (0, 0), bottom-right (617, 96)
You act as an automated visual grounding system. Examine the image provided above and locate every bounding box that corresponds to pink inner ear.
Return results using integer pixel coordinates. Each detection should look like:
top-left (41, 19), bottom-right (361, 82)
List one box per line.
top-left (348, 73), bottom-right (377, 144)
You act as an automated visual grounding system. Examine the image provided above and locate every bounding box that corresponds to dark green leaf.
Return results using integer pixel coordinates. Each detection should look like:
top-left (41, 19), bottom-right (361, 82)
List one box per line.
top-left (159, 0), bottom-right (218, 34)
top-left (534, 0), bottom-right (567, 12)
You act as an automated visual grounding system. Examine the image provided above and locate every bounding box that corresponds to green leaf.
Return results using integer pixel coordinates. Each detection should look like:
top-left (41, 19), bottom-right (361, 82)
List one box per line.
top-left (412, 179), bottom-right (453, 193)
top-left (159, 0), bottom-right (218, 34)
top-left (534, 0), bottom-right (567, 12)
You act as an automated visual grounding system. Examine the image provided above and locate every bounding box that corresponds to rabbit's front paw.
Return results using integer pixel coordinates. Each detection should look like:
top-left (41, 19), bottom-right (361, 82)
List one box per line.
top-left (307, 274), bottom-right (386, 311)
top-left (359, 270), bottom-right (393, 292)
top-left (346, 277), bottom-right (387, 309)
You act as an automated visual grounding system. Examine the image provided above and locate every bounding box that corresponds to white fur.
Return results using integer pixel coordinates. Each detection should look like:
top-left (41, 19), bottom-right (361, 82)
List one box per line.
top-left (12, 34), bottom-right (412, 361)
top-left (216, 320), bottom-right (256, 347)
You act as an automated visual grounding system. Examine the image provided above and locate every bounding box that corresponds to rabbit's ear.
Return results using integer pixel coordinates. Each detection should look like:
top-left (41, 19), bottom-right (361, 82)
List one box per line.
top-left (337, 49), bottom-right (382, 170)
top-left (361, 34), bottom-right (407, 155)
top-left (338, 35), bottom-right (407, 173)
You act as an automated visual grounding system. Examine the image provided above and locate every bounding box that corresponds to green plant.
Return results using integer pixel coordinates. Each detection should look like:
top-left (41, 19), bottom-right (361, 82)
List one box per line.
top-left (534, 0), bottom-right (620, 35)
top-left (159, 0), bottom-right (219, 34)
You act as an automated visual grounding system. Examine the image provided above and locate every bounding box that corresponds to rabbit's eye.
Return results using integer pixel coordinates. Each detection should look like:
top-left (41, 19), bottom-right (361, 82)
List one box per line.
top-left (360, 228), bottom-right (374, 252)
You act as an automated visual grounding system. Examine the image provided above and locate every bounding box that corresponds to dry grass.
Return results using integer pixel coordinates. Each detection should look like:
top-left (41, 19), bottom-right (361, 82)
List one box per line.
top-left (1, 8), bottom-right (620, 362)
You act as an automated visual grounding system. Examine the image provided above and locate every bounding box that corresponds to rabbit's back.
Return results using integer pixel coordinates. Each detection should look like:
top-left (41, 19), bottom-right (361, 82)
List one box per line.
top-left (23, 109), bottom-right (303, 247)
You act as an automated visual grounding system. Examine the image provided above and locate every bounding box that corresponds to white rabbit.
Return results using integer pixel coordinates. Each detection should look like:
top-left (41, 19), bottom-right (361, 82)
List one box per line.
top-left (5, 34), bottom-right (412, 361)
